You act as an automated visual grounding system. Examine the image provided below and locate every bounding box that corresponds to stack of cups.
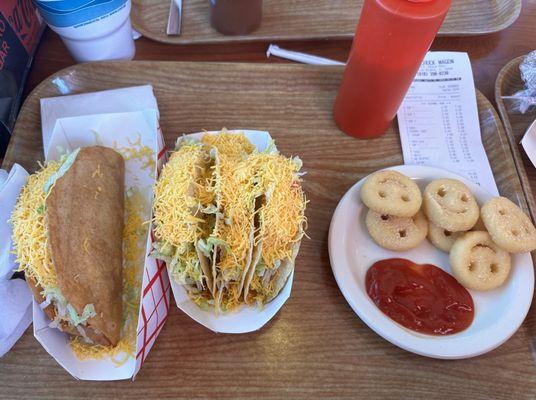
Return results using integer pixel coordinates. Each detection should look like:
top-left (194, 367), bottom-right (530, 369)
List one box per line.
top-left (33, 0), bottom-right (135, 62)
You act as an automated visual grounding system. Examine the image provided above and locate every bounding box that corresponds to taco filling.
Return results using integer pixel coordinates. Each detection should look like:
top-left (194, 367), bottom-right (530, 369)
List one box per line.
top-left (152, 130), bottom-right (307, 312)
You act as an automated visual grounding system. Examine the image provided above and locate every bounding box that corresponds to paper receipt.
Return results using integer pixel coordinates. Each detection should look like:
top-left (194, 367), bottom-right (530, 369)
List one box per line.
top-left (397, 52), bottom-right (499, 195)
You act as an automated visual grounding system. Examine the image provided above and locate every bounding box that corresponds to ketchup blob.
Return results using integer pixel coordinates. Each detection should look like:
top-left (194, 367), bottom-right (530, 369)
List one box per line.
top-left (366, 258), bottom-right (474, 335)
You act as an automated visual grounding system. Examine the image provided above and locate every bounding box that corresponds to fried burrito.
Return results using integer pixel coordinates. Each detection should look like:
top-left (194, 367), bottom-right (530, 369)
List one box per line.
top-left (152, 130), bottom-right (306, 312)
top-left (11, 146), bottom-right (125, 346)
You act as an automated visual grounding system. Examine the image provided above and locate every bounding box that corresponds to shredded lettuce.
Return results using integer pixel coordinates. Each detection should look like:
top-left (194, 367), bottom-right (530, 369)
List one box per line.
top-left (153, 241), bottom-right (174, 258)
top-left (43, 287), bottom-right (67, 311)
top-left (196, 298), bottom-right (210, 311)
top-left (43, 148), bottom-right (80, 195)
top-left (254, 258), bottom-right (281, 278)
top-left (42, 287), bottom-right (96, 328)
top-left (196, 239), bottom-right (211, 259)
top-left (292, 156), bottom-right (303, 171)
top-left (175, 136), bottom-right (201, 150)
top-left (197, 237), bottom-right (231, 259)
top-left (153, 240), bottom-right (190, 260)
top-left (169, 254), bottom-right (202, 284)
top-left (221, 264), bottom-right (242, 282)
top-left (200, 204), bottom-right (218, 214)
top-left (261, 140), bottom-right (277, 155)
top-left (152, 241), bottom-right (205, 285)
top-left (255, 259), bottom-right (267, 277)
top-left (209, 147), bottom-right (218, 160)
top-left (67, 304), bottom-right (97, 326)
top-left (153, 236), bottom-right (229, 286)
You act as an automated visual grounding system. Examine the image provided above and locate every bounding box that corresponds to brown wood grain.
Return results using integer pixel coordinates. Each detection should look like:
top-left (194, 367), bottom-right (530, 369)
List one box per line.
top-left (1, 61), bottom-right (535, 399)
top-left (20, 0), bottom-right (536, 116)
top-left (131, 0), bottom-right (521, 44)
top-left (495, 55), bottom-right (536, 223)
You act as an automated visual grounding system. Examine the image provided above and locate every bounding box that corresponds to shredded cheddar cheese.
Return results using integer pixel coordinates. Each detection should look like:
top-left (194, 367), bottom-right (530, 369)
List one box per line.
top-left (11, 161), bottom-right (61, 291)
top-left (153, 142), bottom-right (207, 247)
top-left (152, 130), bottom-right (307, 311)
top-left (242, 153), bottom-right (307, 304)
top-left (83, 237), bottom-right (90, 254)
top-left (213, 162), bottom-right (256, 308)
top-left (201, 130), bottom-right (255, 161)
top-left (249, 154), bottom-right (307, 268)
top-left (92, 163), bottom-right (103, 178)
top-left (201, 132), bottom-right (256, 309)
top-left (114, 134), bottom-right (155, 171)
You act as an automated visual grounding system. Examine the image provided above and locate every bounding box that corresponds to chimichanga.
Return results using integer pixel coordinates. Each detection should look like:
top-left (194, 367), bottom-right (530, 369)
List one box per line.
top-left (12, 146), bottom-right (124, 346)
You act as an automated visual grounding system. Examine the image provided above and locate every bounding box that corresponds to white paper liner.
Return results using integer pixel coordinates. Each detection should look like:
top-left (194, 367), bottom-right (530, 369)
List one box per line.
top-left (33, 109), bottom-right (168, 380)
top-left (165, 130), bottom-right (294, 333)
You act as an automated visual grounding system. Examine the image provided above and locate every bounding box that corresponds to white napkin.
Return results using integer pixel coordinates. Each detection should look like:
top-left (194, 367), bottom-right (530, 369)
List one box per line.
top-left (0, 170), bottom-right (7, 187)
top-left (521, 119), bottom-right (536, 168)
top-left (0, 164), bottom-right (32, 357)
top-left (41, 84), bottom-right (159, 152)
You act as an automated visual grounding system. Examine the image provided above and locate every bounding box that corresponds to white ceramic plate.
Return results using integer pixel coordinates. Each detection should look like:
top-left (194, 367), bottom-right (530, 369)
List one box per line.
top-left (328, 165), bottom-right (534, 359)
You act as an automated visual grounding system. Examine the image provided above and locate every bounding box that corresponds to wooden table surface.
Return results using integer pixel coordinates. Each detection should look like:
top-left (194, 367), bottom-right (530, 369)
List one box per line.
top-left (24, 0), bottom-right (536, 109)
top-left (3, 59), bottom-right (535, 400)
top-left (4, 0), bottom-right (536, 398)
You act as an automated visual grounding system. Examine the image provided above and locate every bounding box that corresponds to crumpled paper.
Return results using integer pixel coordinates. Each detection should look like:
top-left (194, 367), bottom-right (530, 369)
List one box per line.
top-left (0, 164), bottom-right (32, 357)
top-left (503, 50), bottom-right (536, 114)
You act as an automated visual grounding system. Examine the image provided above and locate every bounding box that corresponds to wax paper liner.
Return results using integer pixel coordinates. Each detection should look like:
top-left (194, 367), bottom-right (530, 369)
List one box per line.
top-left (32, 110), bottom-right (170, 380)
top-left (165, 130), bottom-right (294, 334)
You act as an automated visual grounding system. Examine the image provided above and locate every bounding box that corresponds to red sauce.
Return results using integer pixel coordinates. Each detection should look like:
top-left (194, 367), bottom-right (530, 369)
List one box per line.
top-left (366, 258), bottom-right (474, 335)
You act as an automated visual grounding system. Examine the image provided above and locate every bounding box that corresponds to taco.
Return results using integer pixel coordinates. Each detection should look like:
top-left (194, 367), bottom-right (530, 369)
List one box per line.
top-left (200, 133), bottom-right (256, 311)
top-left (152, 130), bottom-right (306, 312)
top-left (243, 153), bottom-right (307, 305)
top-left (152, 139), bottom-right (216, 303)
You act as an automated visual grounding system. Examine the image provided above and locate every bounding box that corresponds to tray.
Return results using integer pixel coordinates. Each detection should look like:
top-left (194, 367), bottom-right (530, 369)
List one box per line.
top-left (496, 54), bottom-right (536, 223)
top-left (131, 0), bottom-right (522, 45)
top-left (2, 62), bottom-right (535, 399)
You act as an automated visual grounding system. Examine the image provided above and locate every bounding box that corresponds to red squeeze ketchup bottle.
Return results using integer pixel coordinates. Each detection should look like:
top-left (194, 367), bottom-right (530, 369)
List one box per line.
top-left (333, 0), bottom-right (451, 139)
